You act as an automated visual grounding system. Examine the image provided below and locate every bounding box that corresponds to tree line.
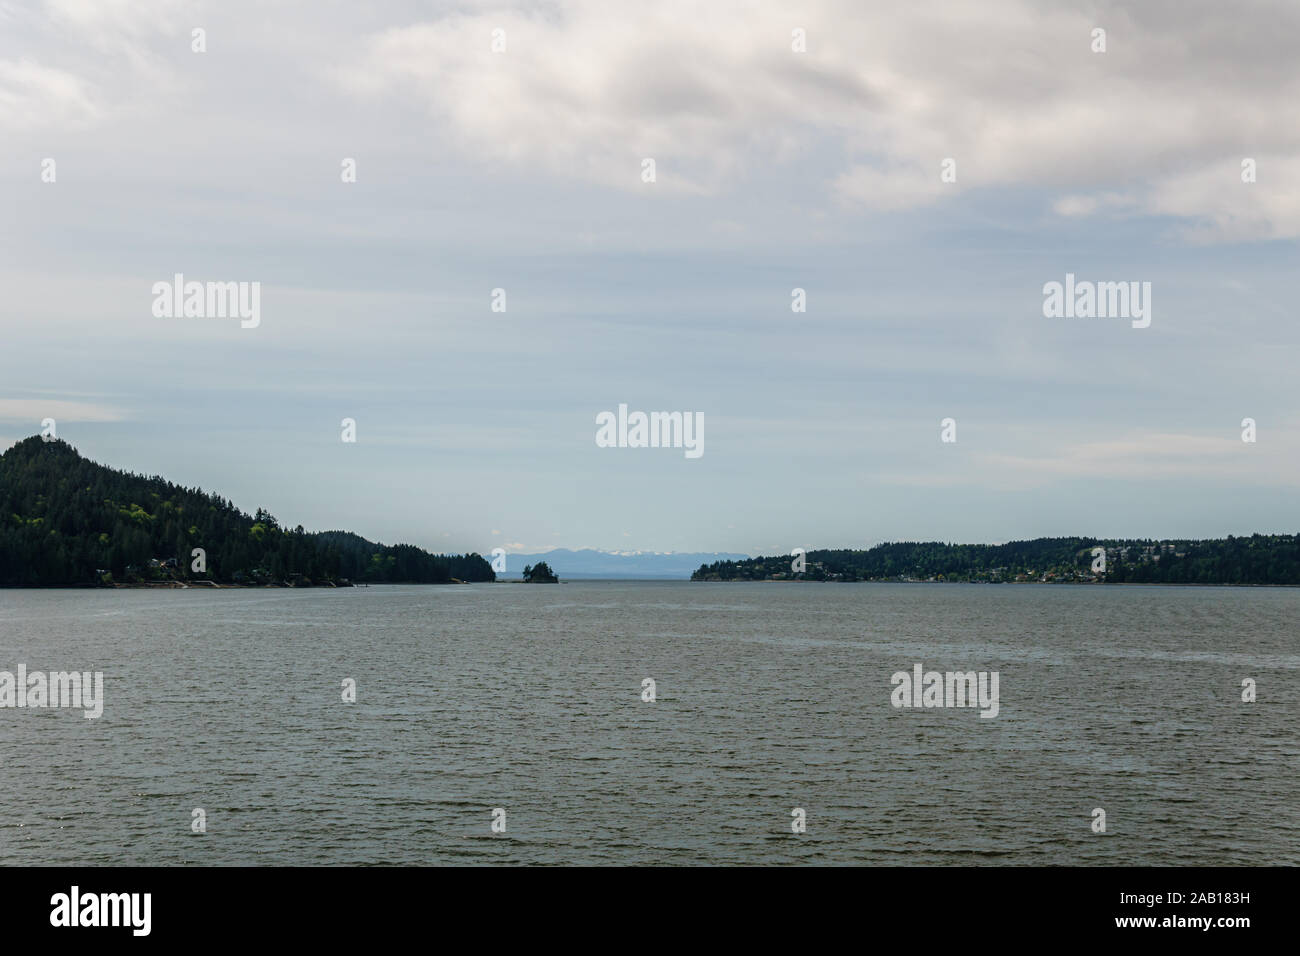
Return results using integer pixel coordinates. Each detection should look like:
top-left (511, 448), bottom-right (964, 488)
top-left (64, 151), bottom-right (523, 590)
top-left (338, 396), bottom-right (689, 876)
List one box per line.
top-left (0, 437), bottom-right (494, 587)
top-left (692, 535), bottom-right (1300, 585)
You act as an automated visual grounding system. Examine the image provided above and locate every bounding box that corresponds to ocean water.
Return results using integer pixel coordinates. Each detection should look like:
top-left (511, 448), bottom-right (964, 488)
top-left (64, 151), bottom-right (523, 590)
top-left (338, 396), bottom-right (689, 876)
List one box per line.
top-left (0, 582), bottom-right (1296, 865)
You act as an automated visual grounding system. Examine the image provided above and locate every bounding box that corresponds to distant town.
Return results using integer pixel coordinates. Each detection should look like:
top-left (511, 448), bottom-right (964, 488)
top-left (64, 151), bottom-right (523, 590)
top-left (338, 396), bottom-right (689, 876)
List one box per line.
top-left (692, 537), bottom-right (1300, 586)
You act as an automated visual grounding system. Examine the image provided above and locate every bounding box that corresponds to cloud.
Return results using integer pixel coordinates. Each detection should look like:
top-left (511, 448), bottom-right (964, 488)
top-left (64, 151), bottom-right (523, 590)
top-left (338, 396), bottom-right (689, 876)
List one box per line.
top-left (7, 1), bottom-right (1296, 239)
top-left (0, 0), bottom-right (189, 133)
top-left (834, 164), bottom-right (947, 211)
top-left (869, 424), bottom-right (1300, 493)
top-left (0, 398), bottom-right (125, 424)
top-left (1145, 156), bottom-right (1300, 243)
top-left (0, 57), bottom-right (100, 129)
top-left (975, 430), bottom-right (1298, 489)
top-left (334, 0), bottom-right (1300, 239)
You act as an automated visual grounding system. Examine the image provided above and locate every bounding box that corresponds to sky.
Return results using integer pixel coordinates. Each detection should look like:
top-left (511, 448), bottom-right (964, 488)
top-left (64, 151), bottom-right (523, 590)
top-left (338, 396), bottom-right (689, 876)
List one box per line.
top-left (1, 0), bottom-right (1297, 557)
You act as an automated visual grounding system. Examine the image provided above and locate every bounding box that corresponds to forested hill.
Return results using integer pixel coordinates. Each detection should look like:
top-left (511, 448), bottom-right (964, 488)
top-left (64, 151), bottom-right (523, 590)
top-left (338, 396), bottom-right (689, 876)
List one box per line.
top-left (692, 536), bottom-right (1300, 585)
top-left (0, 436), bottom-right (494, 587)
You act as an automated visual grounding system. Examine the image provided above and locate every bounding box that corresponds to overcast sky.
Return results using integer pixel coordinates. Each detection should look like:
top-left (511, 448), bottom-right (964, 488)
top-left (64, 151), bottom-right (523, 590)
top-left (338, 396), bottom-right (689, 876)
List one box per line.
top-left (1, 0), bottom-right (1297, 556)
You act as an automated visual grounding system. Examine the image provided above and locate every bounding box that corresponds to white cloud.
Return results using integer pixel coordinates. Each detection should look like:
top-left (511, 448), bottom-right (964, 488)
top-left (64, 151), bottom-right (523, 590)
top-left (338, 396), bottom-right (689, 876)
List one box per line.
top-left (334, 0), bottom-right (1300, 239)
top-left (1146, 156), bottom-right (1300, 243)
top-left (872, 425), bottom-right (1300, 492)
top-left (834, 164), bottom-right (947, 211)
top-left (0, 57), bottom-right (99, 128)
top-left (5, 1), bottom-right (1296, 238)
top-left (0, 398), bottom-right (125, 423)
top-left (1052, 194), bottom-right (1099, 218)
top-left (977, 430), bottom-right (1300, 489)
top-left (0, 0), bottom-right (189, 132)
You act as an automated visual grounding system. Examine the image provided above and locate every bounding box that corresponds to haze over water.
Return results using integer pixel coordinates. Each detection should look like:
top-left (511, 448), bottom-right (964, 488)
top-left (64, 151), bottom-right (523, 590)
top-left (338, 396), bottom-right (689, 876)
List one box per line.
top-left (2, 582), bottom-right (1295, 865)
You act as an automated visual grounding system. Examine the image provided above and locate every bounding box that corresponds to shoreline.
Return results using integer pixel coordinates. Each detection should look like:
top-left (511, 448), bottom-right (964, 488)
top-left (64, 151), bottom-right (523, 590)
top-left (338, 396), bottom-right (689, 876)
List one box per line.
top-left (692, 578), bottom-right (1300, 588)
top-left (4, 579), bottom-right (1296, 590)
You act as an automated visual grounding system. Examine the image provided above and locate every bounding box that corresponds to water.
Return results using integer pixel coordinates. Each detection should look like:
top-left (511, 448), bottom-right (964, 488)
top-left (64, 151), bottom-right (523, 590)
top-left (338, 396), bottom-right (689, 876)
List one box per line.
top-left (1, 582), bottom-right (1296, 865)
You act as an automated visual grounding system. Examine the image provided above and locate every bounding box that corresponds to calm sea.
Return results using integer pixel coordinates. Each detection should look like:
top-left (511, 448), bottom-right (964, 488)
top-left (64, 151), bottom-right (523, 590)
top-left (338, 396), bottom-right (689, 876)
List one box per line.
top-left (1, 582), bottom-right (1296, 865)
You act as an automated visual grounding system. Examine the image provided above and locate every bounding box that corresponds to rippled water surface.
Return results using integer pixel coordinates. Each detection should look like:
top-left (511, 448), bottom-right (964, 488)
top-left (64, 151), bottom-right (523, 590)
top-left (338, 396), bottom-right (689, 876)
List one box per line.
top-left (1, 582), bottom-right (1296, 865)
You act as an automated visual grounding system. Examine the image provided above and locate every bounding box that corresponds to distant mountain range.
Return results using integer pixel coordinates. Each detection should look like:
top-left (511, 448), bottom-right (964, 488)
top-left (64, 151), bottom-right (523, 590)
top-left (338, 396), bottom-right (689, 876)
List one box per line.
top-left (501, 548), bottom-right (750, 579)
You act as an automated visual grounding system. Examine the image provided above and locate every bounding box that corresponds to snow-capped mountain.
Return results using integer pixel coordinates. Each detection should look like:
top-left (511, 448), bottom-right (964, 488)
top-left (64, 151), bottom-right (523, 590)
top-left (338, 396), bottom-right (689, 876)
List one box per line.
top-left (497, 548), bottom-right (750, 579)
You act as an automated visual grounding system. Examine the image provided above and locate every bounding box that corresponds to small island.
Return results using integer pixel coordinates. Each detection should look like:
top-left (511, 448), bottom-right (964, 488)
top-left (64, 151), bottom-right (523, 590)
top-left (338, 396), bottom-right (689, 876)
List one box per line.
top-left (521, 561), bottom-right (559, 583)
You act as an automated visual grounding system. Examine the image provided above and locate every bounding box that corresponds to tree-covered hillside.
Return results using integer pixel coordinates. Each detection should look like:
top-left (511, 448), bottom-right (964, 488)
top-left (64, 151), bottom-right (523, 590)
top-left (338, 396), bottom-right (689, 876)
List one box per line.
top-left (313, 530), bottom-right (494, 585)
top-left (0, 436), bottom-right (494, 587)
top-left (692, 536), bottom-right (1300, 585)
